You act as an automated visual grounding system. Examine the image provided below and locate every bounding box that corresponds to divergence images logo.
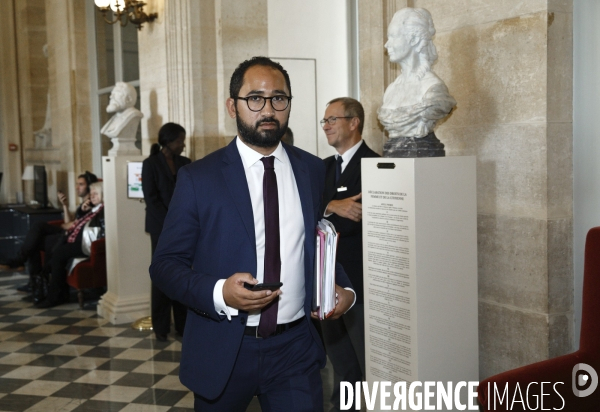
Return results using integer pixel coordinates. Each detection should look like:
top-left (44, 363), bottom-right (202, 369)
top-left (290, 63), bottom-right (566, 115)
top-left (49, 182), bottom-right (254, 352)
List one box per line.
top-left (572, 363), bottom-right (598, 398)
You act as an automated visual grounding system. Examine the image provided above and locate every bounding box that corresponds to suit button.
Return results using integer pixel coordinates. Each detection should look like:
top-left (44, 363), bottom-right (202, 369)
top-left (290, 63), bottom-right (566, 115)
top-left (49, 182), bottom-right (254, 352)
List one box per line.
top-left (240, 318), bottom-right (246, 325)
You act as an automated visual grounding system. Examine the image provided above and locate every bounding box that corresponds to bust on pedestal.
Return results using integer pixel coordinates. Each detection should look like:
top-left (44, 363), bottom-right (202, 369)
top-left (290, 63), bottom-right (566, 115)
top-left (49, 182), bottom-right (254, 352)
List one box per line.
top-left (97, 82), bottom-right (150, 324)
top-left (362, 10), bottom-right (477, 405)
top-left (101, 82), bottom-right (143, 156)
top-left (378, 7), bottom-right (456, 158)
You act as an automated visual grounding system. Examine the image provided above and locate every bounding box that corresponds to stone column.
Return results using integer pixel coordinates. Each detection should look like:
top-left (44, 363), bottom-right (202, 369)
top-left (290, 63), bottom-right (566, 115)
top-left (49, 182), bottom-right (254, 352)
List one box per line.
top-left (14, 0), bottom-right (49, 153)
top-left (36, 0), bottom-right (93, 205)
top-left (0, 1), bottom-right (23, 204)
top-left (358, 1), bottom-right (573, 379)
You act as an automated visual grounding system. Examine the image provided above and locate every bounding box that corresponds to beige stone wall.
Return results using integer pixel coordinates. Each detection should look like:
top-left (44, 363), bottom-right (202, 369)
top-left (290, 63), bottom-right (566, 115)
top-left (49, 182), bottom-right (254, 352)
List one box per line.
top-left (138, 0), bottom-right (268, 161)
top-left (0, 0), bottom-right (93, 207)
top-left (359, 1), bottom-right (573, 379)
top-left (42, 0), bottom-right (93, 201)
top-left (15, 0), bottom-right (48, 151)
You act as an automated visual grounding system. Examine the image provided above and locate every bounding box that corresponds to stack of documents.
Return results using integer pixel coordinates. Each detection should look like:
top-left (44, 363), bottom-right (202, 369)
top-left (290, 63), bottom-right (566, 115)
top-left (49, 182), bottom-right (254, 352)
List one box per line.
top-left (313, 219), bottom-right (338, 320)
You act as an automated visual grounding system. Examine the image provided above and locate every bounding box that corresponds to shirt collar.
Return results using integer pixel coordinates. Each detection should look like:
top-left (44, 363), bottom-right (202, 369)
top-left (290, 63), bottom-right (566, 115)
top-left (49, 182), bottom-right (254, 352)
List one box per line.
top-left (336, 139), bottom-right (363, 165)
top-left (236, 136), bottom-right (287, 169)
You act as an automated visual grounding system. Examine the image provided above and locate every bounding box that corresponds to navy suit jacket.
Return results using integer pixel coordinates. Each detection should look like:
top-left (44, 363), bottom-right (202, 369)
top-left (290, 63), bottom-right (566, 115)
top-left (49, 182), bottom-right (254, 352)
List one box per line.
top-left (150, 138), bottom-right (352, 399)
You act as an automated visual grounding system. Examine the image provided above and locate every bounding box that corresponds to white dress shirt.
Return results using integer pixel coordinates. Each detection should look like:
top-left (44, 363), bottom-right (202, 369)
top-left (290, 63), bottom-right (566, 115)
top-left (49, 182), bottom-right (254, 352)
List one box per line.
top-left (213, 137), bottom-right (306, 326)
top-left (337, 139), bottom-right (363, 173)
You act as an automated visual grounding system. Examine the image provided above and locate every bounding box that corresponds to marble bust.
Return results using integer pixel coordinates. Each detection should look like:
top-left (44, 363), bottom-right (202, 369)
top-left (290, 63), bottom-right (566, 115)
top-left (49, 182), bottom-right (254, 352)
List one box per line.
top-left (101, 82), bottom-right (143, 156)
top-left (378, 7), bottom-right (456, 157)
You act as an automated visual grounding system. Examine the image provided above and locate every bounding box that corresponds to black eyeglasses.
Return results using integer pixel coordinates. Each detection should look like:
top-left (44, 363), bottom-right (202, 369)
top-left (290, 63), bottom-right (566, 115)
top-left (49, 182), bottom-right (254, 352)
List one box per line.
top-left (320, 116), bottom-right (353, 127)
top-left (236, 95), bottom-right (292, 112)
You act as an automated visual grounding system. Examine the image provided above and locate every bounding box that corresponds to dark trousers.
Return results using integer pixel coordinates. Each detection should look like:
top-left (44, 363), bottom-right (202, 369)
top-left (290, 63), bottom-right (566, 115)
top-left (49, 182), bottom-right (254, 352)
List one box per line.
top-left (193, 318), bottom-right (324, 412)
top-left (320, 303), bottom-right (365, 412)
top-left (45, 239), bottom-right (86, 303)
top-left (10, 221), bottom-right (63, 274)
top-left (151, 233), bottom-right (187, 336)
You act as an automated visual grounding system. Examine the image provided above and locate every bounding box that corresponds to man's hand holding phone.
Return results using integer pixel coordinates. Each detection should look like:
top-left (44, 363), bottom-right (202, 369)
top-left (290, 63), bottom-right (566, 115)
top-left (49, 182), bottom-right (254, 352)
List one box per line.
top-left (243, 282), bottom-right (283, 292)
top-left (223, 273), bottom-right (281, 311)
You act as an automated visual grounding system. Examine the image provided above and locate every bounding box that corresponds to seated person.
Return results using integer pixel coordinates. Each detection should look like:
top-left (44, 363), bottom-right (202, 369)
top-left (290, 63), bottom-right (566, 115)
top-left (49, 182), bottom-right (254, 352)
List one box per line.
top-left (0, 172), bottom-right (98, 290)
top-left (35, 182), bottom-right (105, 309)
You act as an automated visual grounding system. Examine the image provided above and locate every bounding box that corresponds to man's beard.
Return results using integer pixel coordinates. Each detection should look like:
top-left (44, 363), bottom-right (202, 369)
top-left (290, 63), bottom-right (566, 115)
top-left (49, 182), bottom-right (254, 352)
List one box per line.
top-left (106, 97), bottom-right (128, 113)
top-left (106, 101), bottom-right (123, 113)
top-left (236, 115), bottom-right (288, 148)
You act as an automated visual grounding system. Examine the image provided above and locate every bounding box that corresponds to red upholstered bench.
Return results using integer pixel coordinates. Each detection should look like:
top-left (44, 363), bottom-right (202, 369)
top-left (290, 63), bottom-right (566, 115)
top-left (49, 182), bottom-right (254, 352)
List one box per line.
top-left (477, 227), bottom-right (600, 411)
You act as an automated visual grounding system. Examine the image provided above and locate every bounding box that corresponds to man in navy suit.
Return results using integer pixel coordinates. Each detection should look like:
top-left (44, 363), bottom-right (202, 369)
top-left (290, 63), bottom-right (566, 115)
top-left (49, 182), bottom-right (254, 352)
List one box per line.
top-left (150, 57), bottom-right (355, 412)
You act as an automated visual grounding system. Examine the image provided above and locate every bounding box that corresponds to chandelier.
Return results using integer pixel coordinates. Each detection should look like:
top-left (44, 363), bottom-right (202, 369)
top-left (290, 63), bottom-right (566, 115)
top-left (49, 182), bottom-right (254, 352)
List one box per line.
top-left (94, 0), bottom-right (158, 30)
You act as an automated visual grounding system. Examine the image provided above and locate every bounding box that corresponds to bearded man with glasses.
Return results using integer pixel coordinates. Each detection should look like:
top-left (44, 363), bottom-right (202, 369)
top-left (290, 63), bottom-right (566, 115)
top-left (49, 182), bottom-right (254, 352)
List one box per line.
top-left (150, 56), bottom-right (355, 412)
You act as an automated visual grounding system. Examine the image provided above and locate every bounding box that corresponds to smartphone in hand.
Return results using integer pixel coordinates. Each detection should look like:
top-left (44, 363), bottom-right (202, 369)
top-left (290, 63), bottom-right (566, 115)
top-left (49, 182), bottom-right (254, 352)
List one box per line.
top-left (243, 282), bottom-right (283, 292)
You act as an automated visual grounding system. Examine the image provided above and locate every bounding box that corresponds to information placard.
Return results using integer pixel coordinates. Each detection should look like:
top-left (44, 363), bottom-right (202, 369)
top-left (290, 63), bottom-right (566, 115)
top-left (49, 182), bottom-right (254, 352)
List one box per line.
top-left (127, 162), bottom-right (143, 199)
top-left (361, 157), bottom-right (479, 411)
top-left (363, 161), bottom-right (418, 383)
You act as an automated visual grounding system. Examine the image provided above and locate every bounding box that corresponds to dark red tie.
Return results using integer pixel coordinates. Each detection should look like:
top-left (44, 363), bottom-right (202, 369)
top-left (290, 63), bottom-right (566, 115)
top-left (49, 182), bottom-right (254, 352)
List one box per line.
top-left (258, 156), bottom-right (281, 337)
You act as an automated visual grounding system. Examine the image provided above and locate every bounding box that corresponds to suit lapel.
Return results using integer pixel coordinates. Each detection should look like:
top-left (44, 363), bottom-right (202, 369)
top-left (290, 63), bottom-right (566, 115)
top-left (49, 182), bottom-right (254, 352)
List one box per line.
top-left (323, 158), bottom-right (337, 204)
top-left (221, 139), bottom-right (256, 246)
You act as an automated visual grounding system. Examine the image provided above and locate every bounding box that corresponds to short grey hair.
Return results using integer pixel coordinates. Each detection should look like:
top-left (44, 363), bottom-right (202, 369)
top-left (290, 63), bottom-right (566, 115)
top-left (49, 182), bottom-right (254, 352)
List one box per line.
top-left (327, 97), bottom-right (365, 134)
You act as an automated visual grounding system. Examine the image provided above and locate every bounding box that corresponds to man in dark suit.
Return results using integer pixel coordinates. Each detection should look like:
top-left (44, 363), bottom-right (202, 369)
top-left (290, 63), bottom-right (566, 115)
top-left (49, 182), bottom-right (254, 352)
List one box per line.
top-left (150, 57), bottom-right (355, 412)
top-left (320, 97), bottom-right (380, 412)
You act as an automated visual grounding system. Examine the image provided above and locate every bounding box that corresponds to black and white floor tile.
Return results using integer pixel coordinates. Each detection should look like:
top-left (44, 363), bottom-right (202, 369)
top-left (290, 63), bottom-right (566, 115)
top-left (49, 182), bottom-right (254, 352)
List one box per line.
top-left (0, 271), bottom-right (193, 412)
top-left (0, 270), bottom-right (335, 412)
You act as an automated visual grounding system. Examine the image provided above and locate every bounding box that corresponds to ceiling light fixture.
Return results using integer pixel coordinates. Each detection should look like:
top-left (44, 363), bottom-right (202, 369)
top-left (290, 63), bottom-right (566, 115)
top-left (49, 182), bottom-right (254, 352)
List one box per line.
top-left (94, 0), bottom-right (157, 30)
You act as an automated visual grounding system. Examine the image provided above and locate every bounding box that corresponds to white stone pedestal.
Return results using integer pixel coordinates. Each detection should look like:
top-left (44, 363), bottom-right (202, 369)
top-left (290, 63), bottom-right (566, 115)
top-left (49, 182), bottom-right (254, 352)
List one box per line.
top-left (361, 156), bottom-right (478, 411)
top-left (107, 135), bottom-right (141, 157)
top-left (98, 155), bottom-right (152, 324)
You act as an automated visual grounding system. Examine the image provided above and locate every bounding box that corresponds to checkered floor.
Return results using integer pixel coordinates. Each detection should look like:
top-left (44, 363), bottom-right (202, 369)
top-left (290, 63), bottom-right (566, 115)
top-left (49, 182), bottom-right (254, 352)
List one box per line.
top-left (0, 270), bottom-right (193, 412)
top-left (0, 270), bottom-right (336, 412)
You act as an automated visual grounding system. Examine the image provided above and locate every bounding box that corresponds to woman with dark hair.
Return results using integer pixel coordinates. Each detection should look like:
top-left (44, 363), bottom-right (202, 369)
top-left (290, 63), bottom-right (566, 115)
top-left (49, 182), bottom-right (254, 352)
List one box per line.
top-left (142, 122), bottom-right (191, 341)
